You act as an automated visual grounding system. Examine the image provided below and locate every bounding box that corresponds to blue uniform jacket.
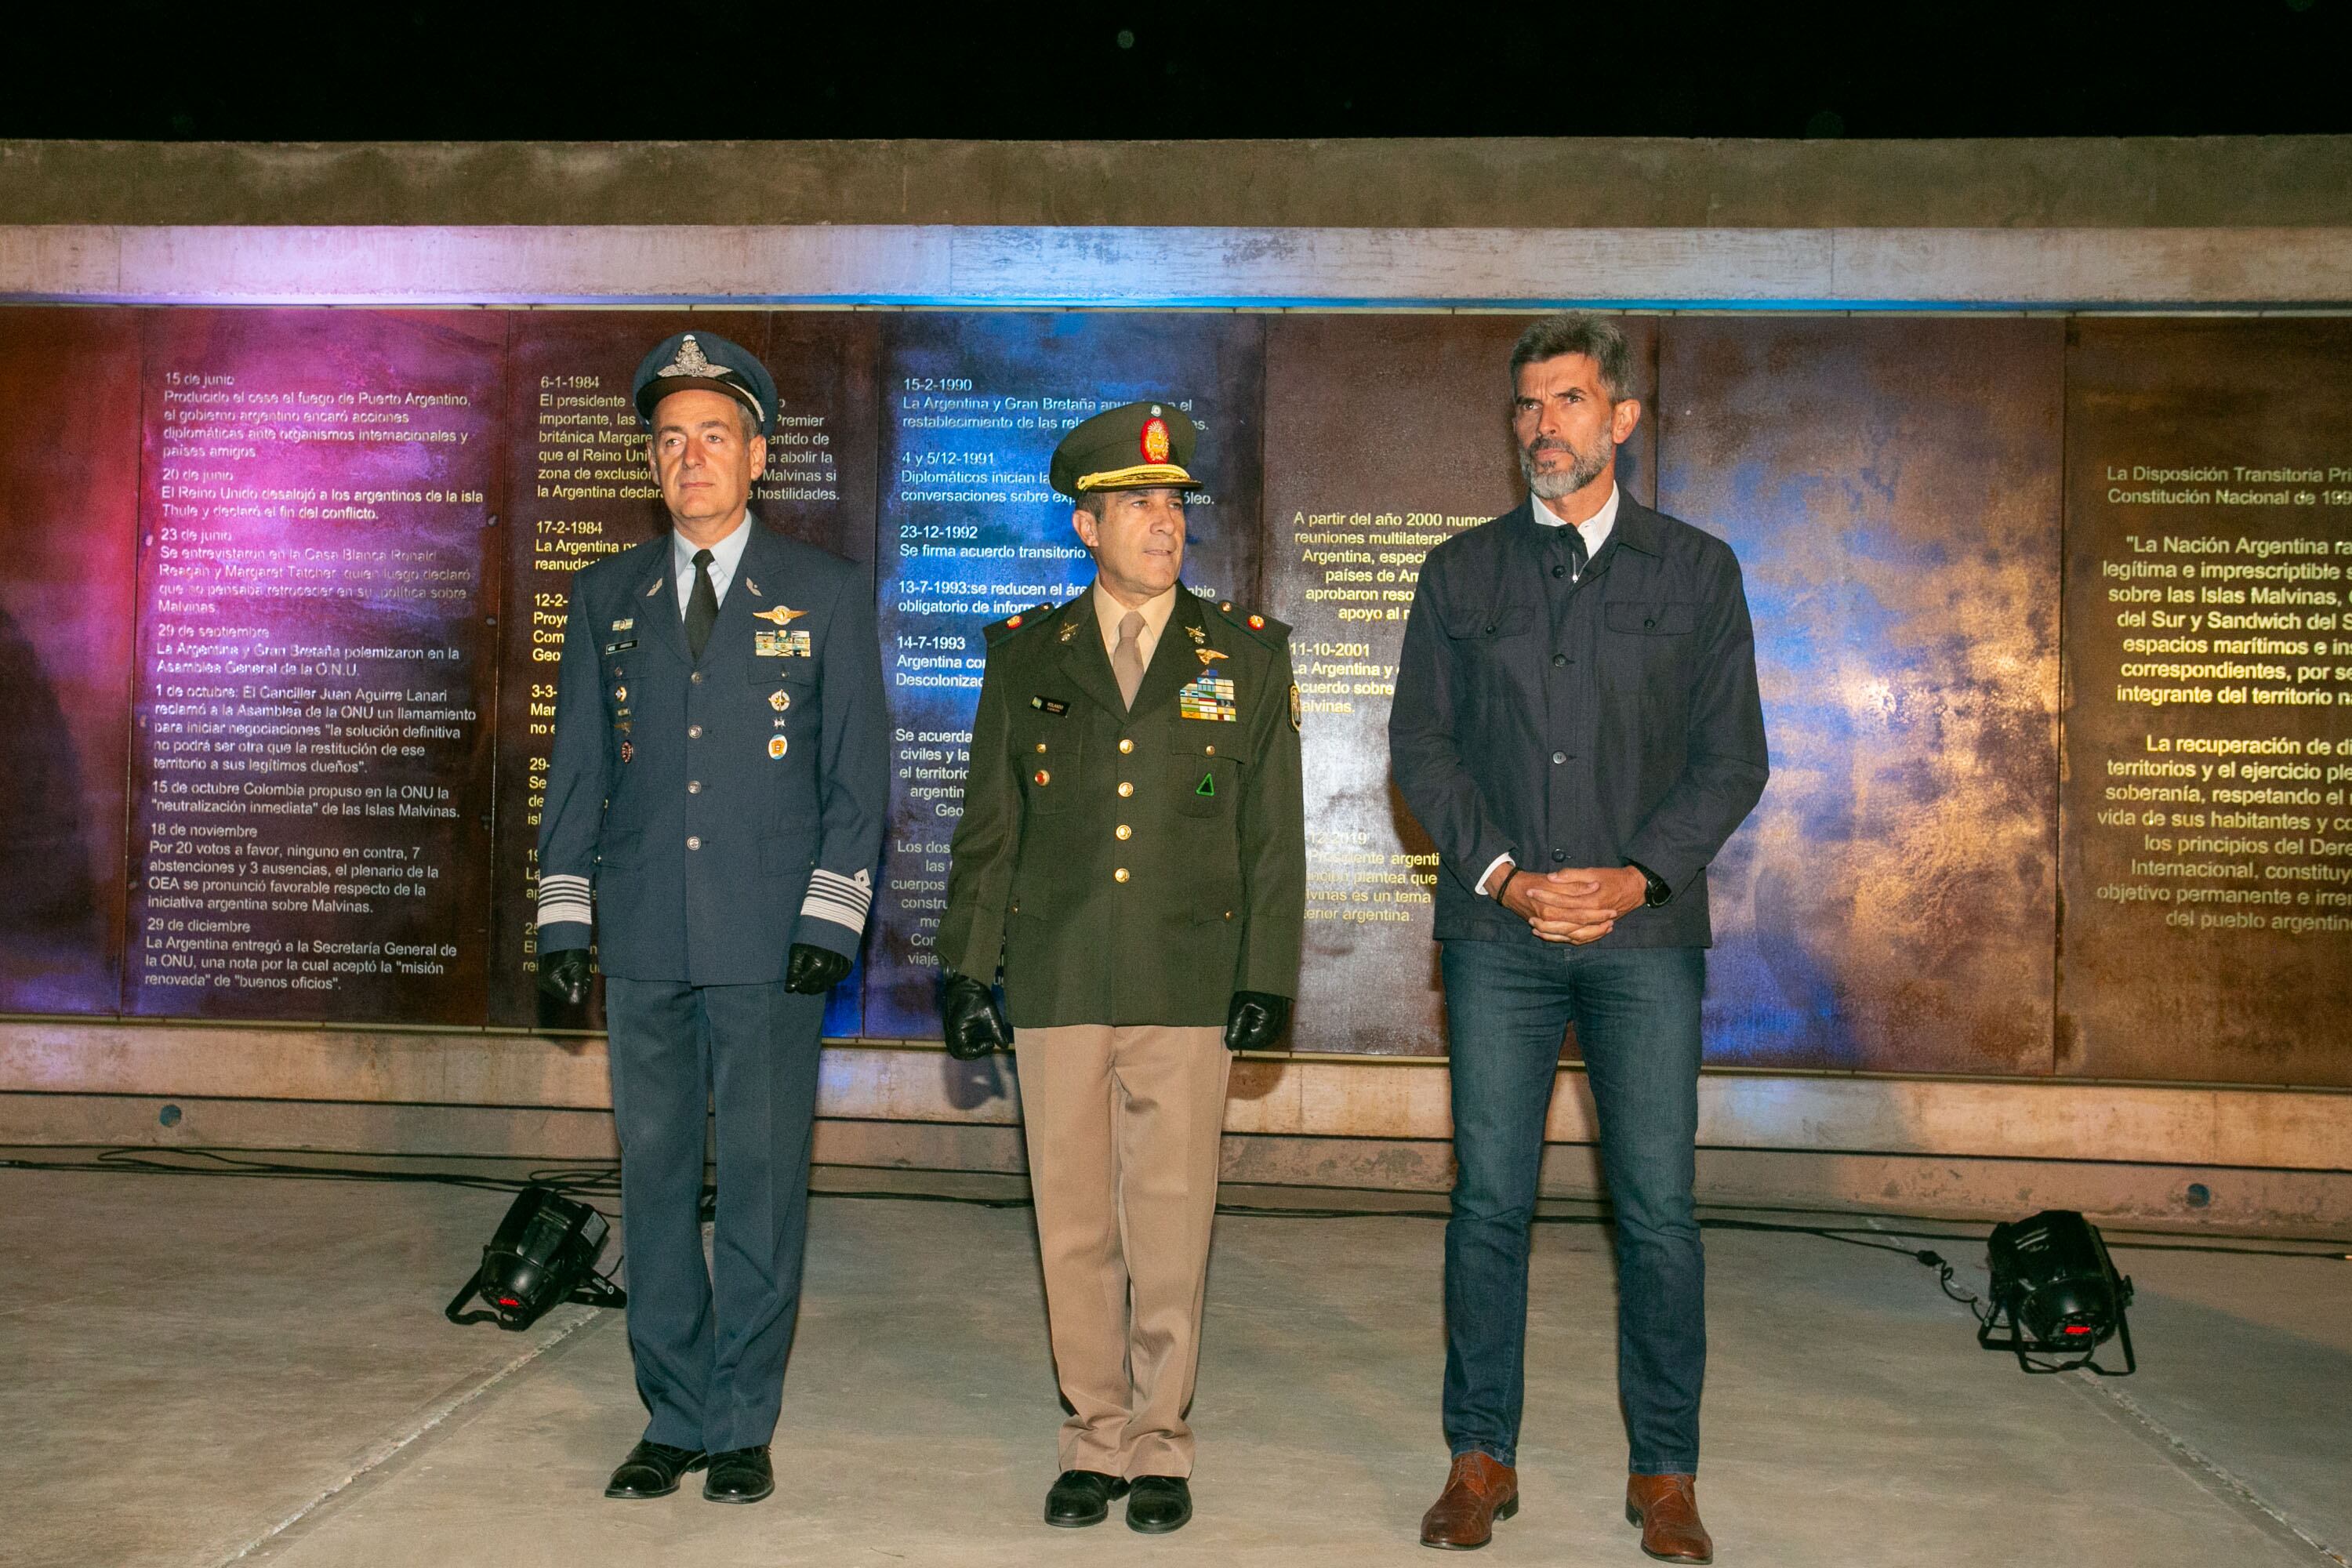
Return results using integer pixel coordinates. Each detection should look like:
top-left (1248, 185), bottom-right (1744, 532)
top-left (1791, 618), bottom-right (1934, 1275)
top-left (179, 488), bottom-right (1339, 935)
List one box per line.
top-left (535, 520), bottom-right (887, 984)
top-left (1388, 496), bottom-right (1768, 949)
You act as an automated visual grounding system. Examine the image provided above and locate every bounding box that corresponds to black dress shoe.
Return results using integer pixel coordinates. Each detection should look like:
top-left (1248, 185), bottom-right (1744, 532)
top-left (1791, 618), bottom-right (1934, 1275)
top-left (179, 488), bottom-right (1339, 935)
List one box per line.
top-left (1127, 1475), bottom-right (1192, 1534)
top-left (1044, 1469), bottom-right (1130, 1527)
top-left (604, 1439), bottom-right (706, 1499)
top-left (701, 1445), bottom-right (775, 1504)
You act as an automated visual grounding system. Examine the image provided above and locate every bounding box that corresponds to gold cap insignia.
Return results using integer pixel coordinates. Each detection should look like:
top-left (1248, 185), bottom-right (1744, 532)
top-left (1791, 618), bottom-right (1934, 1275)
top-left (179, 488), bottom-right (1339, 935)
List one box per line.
top-left (1141, 416), bottom-right (1172, 465)
top-left (659, 334), bottom-right (717, 379)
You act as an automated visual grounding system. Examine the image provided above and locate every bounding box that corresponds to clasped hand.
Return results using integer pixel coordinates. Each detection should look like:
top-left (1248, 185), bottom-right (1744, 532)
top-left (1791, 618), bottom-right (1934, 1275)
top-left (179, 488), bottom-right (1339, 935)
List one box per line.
top-left (1497, 864), bottom-right (1648, 945)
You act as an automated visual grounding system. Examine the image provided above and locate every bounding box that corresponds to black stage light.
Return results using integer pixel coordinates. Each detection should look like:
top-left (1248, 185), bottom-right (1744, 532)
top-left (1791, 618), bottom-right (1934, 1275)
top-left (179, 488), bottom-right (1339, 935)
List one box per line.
top-left (445, 1185), bottom-right (626, 1330)
top-left (1977, 1208), bottom-right (2136, 1375)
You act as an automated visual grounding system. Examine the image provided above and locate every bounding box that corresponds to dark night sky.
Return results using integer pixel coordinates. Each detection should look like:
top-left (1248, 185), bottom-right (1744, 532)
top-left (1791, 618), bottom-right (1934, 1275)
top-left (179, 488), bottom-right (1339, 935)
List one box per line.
top-left (9, 2), bottom-right (2350, 141)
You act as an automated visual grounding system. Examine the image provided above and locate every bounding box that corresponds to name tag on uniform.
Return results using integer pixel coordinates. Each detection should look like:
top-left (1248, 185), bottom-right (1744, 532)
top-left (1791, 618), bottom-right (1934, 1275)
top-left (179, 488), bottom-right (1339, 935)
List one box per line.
top-left (1178, 670), bottom-right (1237, 722)
top-left (755, 629), bottom-right (812, 658)
top-left (1029, 696), bottom-right (1069, 715)
top-left (602, 639), bottom-right (636, 653)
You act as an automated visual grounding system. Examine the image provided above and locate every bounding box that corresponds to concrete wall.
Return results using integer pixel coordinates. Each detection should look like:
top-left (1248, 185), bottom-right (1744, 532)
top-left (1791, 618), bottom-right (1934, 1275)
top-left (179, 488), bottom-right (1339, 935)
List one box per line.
top-left (3, 136), bottom-right (2348, 1225)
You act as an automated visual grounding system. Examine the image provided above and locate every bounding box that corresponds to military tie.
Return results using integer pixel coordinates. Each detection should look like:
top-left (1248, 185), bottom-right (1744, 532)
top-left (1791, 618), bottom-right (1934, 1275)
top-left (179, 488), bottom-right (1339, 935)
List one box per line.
top-left (684, 547), bottom-right (718, 662)
top-left (1566, 524), bottom-right (1591, 582)
top-left (1112, 609), bottom-right (1147, 710)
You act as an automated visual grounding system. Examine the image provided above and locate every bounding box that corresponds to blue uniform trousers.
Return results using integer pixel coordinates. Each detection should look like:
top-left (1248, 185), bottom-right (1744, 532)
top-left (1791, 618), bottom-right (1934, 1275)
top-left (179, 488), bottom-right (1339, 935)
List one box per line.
top-left (1439, 940), bottom-right (1707, 1476)
top-left (605, 976), bottom-right (824, 1454)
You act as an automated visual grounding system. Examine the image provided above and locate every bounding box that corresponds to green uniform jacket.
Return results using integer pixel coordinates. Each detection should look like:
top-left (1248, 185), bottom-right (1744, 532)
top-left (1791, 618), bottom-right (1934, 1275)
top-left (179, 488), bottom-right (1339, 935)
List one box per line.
top-left (940, 586), bottom-right (1306, 1029)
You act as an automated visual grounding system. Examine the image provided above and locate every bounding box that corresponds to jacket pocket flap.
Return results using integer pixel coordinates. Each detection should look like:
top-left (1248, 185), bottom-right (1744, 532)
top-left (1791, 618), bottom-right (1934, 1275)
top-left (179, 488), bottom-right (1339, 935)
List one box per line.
top-left (1439, 601), bottom-right (1537, 640)
top-left (1604, 601), bottom-right (1698, 635)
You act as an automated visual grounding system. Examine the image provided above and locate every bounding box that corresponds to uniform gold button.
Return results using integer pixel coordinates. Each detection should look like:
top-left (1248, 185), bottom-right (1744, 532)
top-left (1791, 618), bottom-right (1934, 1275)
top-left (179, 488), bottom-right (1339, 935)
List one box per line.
top-left (686, 836), bottom-right (702, 851)
top-left (1115, 824), bottom-right (1131, 840)
top-left (688, 781), bottom-right (702, 794)
top-left (1117, 781), bottom-right (1134, 797)
top-left (1035, 742), bottom-right (1048, 753)
top-left (1204, 744), bottom-right (1216, 755)
top-left (1118, 738), bottom-right (1134, 753)
top-left (1223, 910), bottom-right (1233, 920)
top-left (688, 724), bottom-right (703, 739)
top-left (1114, 867), bottom-right (1130, 883)
top-left (691, 671), bottom-right (704, 684)
top-left (1033, 769), bottom-right (1051, 786)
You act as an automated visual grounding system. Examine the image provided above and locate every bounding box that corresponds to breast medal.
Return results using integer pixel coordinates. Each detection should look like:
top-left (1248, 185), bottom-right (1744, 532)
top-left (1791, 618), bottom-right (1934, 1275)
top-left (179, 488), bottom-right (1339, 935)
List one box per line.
top-left (1178, 669), bottom-right (1238, 722)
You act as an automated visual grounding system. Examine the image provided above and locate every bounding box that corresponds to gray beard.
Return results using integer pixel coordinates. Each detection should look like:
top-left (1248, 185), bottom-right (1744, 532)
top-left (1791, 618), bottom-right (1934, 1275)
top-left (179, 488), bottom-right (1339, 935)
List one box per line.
top-left (1519, 438), bottom-right (1613, 500)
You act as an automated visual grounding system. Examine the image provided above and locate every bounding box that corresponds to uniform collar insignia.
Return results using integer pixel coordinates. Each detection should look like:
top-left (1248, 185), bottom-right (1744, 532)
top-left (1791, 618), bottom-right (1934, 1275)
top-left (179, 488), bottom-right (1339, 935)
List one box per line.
top-left (753, 604), bottom-right (808, 626)
top-left (743, 577), bottom-right (762, 598)
top-left (1058, 619), bottom-right (1082, 643)
top-left (1184, 623), bottom-right (1207, 644)
top-left (644, 576), bottom-right (663, 597)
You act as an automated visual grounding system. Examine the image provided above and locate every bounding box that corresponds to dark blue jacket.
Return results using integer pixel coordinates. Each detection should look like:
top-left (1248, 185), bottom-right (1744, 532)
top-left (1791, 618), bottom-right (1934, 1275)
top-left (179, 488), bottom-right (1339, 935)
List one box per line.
top-left (535, 520), bottom-right (886, 984)
top-left (1388, 496), bottom-right (1767, 948)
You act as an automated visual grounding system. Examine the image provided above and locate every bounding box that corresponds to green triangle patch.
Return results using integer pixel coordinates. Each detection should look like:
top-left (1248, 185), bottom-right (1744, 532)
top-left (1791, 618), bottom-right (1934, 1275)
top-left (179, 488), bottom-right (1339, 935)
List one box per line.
top-left (1196, 771), bottom-right (1217, 797)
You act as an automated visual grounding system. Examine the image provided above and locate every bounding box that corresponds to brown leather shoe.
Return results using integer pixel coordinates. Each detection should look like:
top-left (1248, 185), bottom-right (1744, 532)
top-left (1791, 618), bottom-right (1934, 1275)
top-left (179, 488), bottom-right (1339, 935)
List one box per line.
top-left (1625, 1472), bottom-right (1712, 1563)
top-left (1418, 1451), bottom-right (1519, 1550)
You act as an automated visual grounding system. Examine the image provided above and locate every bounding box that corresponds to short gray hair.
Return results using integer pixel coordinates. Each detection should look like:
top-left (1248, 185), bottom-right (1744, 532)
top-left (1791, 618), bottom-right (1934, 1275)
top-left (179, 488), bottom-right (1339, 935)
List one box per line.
top-left (1509, 314), bottom-right (1632, 403)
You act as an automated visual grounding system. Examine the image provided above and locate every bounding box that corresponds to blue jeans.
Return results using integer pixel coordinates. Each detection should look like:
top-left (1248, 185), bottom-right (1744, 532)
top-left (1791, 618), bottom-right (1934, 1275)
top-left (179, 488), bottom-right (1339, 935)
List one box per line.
top-left (1439, 939), bottom-right (1706, 1475)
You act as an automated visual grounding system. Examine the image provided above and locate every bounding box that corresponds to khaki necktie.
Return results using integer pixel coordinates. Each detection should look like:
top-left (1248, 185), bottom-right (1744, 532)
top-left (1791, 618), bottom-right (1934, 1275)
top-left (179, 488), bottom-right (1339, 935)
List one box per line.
top-left (1112, 609), bottom-right (1147, 710)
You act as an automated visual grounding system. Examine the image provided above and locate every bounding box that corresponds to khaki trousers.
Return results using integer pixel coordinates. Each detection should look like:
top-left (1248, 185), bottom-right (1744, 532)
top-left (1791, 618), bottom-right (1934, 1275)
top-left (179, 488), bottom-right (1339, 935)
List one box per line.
top-left (1014, 1023), bottom-right (1232, 1479)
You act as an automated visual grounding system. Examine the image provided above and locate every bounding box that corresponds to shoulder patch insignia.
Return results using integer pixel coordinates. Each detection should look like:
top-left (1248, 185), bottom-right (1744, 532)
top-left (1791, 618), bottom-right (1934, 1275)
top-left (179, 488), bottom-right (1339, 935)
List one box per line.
top-left (984, 603), bottom-right (1057, 645)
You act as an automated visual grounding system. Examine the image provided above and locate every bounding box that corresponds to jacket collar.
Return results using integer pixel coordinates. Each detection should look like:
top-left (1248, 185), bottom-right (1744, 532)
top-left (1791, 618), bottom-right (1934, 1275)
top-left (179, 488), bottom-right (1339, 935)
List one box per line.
top-left (1054, 582), bottom-right (1210, 721)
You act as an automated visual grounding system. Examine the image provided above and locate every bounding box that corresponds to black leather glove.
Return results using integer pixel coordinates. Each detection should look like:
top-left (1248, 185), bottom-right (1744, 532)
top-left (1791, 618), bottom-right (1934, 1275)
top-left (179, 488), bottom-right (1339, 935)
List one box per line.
top-left (1223, 990), bottom-right (1292, 1053)
top-left (941, 971), bottom-right (1013, 1059)
top-left (785, 942), bottom-right (853, 996)
top-left (537, 948), bottom-right (593, 1007)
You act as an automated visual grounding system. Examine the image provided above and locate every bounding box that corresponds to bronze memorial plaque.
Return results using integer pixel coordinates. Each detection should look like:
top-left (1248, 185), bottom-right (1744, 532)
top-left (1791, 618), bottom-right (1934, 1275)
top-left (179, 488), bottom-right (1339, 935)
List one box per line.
top-left (123, 309), bottom-right (504, 1024)
top-left (1657, 317), bottom-right (2064, 1073)
top-left (2059, 318), bottom-right (2352, 1085)
top-left (0, 308), bottom-right (141, 1015)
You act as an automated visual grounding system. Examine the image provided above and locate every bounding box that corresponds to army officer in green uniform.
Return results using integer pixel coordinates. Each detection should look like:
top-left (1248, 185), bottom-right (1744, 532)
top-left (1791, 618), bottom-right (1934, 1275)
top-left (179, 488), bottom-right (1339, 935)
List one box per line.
top-left (938, 400), bottom-right (1305, 1535)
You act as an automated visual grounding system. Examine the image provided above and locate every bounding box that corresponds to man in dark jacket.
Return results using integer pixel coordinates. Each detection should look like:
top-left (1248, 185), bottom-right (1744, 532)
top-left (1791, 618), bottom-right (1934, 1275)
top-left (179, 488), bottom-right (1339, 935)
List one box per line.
top-left (1390, 314), bottom-right (1767, 1563)
top-left (535, 332), bottom-right (887, 1507)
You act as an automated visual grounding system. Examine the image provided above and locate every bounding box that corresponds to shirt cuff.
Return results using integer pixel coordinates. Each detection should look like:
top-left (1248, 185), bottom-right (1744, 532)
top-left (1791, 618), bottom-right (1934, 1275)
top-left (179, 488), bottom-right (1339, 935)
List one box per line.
top-left (1475, 854), bottom-right (1515, 898)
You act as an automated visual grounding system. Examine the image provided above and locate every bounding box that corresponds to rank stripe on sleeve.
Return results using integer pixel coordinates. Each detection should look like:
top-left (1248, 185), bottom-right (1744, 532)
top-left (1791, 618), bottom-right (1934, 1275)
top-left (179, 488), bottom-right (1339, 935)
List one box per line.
top-left (535, 873), bottom-right (593, 928)
top-left (800, 867), bottom-right (874, 935)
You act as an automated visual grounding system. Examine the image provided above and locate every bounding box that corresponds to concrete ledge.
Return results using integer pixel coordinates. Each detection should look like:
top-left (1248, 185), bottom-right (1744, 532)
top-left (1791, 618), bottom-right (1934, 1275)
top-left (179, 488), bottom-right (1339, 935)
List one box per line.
top-left (8, 1096), bottom-right (2347, 1230)
top-left (5, 1022), bottom-right (2345, 1172)
top-left (7, 224), bottom-right (2352, 308)
top-left (5, 139), bottom-right (2351, 229)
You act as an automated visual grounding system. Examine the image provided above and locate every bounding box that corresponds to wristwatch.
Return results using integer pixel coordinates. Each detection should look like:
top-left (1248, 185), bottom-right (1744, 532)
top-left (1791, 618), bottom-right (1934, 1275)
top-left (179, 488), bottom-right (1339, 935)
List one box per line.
top-left (1628, 861), bottom-right (1671, 908)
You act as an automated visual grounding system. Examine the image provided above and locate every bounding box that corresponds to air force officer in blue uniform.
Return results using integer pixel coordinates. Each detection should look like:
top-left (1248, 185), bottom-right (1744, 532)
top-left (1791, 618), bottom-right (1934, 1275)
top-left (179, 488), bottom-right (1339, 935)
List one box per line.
top-left (535, 332), bottom-right (887, 1506)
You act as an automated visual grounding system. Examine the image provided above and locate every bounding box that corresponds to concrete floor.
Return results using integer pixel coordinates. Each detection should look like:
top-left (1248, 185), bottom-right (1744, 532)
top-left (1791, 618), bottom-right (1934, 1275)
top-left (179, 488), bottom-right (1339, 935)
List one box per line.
top-left (2, 1160), bottom-right (2346, 1568)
